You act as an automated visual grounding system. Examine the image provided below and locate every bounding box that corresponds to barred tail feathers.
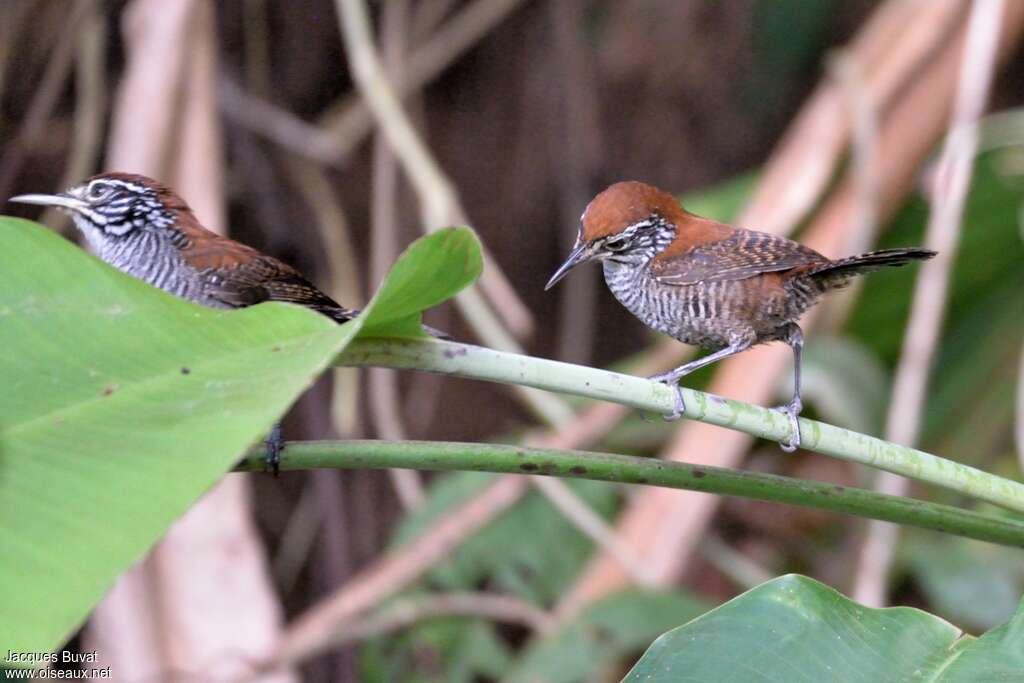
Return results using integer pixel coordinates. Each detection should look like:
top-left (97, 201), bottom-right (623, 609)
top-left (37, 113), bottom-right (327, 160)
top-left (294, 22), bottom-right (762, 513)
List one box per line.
top-left (807, 248), bottom-right (936, 283)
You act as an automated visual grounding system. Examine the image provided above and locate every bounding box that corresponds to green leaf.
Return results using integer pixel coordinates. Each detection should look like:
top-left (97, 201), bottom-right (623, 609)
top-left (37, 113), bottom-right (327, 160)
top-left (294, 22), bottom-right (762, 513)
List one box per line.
top-left (623, 574), bottom-right (1024, 682)
top-left (0, 219), bottom-right (480, 654)
top-left (938, 599), bottom-right (1024, 682)
top-left (505, 589), bottom-right (709, 683)
top-left (358, 226), bottom-right (482, 339)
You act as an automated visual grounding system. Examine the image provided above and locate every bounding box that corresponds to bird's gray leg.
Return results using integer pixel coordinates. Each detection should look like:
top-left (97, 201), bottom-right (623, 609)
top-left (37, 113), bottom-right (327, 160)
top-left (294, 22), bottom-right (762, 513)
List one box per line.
top-left (776, 323), bottom-right (803, 452)
top-left (650, 339), bottom-right (753, 421)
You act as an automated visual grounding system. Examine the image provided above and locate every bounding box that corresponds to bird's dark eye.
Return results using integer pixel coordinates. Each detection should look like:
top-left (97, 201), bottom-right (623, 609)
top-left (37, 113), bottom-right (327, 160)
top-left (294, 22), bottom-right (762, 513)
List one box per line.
top-left (88, 182), bottom-right (111, 199)
top-left (605, 236), bottom-right (629, 251)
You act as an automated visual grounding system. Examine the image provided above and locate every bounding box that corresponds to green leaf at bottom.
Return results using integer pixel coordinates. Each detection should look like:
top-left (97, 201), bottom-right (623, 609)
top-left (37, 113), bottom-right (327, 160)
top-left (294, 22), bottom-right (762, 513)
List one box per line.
top-left (623, 574), bottom-right (1024, 682)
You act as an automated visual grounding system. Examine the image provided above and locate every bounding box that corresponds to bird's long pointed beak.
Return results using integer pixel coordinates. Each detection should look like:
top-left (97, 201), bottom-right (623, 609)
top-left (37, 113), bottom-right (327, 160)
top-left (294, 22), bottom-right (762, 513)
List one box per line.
top-left (8, 192), bottom-right (88, 212)
top-left (545, 242), bottom-right (592, 290)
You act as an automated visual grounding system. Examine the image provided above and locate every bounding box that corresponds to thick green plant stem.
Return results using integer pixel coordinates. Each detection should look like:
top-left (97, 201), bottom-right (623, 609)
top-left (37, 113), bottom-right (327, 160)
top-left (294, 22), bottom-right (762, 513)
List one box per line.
top-left (236, 440), bottom-right (1024, 548)
top-left (336, 338), bottom-right (1024, 513)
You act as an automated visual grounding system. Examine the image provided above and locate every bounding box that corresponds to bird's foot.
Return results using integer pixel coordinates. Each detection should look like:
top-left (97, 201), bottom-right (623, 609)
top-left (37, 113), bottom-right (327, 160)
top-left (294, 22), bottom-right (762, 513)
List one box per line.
top-left (264, 423), bottom-right (284, 476)
top-left (774, 397), bottom-right (803, 452)
top-left (648, 372), bottom-right (686, 422)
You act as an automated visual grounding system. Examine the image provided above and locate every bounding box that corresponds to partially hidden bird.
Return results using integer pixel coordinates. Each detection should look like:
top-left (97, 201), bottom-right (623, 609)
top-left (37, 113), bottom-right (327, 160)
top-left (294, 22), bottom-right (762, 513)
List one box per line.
top-left (546, 181), bottom-right (935, 451)
top-left (10, 172), bottom-right (366, 473)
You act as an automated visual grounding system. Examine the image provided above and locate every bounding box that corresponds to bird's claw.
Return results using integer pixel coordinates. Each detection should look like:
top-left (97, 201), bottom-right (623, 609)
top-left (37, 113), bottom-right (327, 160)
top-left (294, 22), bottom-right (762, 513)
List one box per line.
top-left (648, 372), bottom-right (685, 422)
top-left (264, 423), bottom-right (283, 476)
top-left (775, 398), bottom-right (802, 452)
top-left (663, 383), bottom-right (685, 421)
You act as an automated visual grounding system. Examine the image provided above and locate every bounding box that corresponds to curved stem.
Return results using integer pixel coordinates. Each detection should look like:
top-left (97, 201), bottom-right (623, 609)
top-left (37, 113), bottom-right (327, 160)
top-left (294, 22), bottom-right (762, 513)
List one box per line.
top-left (335, 337), bottom-right (1024, 513)
top-left (236, 440), bottom-right (1024, 548)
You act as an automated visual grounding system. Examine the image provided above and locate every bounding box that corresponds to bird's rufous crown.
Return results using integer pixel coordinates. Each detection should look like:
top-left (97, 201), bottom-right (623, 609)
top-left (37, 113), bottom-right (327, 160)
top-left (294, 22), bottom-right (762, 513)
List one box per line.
top-left (580, 181), bottom-right (689, 241)
top-left (580, 181), bottom-right (737, 261)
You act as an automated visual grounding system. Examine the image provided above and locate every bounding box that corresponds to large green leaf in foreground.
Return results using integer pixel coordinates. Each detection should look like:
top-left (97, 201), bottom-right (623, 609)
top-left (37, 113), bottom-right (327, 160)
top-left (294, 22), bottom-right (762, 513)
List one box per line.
top-left (624, 574), bottom-right (1024, 682)
top-left (0, 218), bottom-right (481, 653)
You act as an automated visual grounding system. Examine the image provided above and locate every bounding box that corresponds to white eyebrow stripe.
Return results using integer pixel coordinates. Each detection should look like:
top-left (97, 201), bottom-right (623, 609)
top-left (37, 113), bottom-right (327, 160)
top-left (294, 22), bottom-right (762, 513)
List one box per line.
top-left (96, 179), bottom-right (147, 194)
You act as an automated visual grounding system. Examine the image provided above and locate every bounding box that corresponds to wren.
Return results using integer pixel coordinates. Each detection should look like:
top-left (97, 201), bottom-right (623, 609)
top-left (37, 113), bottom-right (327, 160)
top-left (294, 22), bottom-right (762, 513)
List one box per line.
top-left (546, 181), bottom-right (935, 451)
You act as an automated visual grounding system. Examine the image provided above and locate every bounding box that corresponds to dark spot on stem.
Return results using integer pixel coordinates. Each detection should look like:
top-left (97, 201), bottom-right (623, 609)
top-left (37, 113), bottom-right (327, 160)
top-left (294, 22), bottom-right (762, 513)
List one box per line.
top-left (102, 385), bottom-right (118, 396)
top-left (692, 468), bottom-right (706, 479)
top-left (570, 466), bottom-right (587, 475)
top-left (442, 346), bottom-right (468, 359)
top-left (180, 367), bottom-right (191, 375)
top-left (271, 345), bottom-right (282, 352)
top-left (834, 485), bottom-right (845, 494)
top-left (635, 477), bottom-right (648, 484)
top-left (519, 463), bottom-right (539, 472)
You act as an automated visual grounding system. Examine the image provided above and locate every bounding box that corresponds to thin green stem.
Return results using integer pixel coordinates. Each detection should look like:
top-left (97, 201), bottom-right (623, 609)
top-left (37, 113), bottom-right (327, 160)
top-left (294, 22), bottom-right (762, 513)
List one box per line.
top-left (236, 440), bottom-right (1024, 548)
top-left (335, 337), bottom-right (1024, 513)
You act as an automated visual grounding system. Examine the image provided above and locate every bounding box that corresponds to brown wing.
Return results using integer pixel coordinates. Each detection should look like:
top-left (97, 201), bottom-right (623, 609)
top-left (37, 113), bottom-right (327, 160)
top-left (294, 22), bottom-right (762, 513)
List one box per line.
top-left (650, 228), bottom-right (827, 286)
top-left (203, 255), bottom-right (358, 323)
top-left (179, 229), bottom-right (358, 323)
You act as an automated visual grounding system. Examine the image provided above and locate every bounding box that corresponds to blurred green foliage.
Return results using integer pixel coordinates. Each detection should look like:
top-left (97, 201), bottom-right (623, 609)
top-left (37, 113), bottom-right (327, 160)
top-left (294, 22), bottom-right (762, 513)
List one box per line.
top-left (905, 536), bottom-right (1023, 633)
top-left (850, 153), bottom-right (1024, 465)
top-left (390, 473), bottom-right (617, 605)
top-left (505, 590), bottom-right (709, 683)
